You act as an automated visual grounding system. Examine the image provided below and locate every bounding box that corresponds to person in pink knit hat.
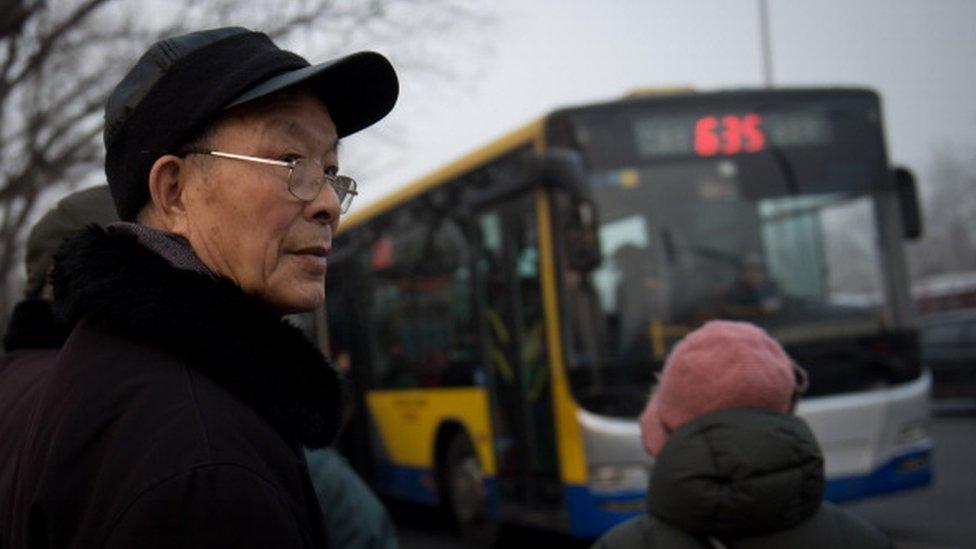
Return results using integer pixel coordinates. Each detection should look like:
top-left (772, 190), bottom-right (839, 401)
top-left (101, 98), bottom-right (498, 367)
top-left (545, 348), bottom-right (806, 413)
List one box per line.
top-left (640, 319), bottom-right (805, 456)
top-left (593, 320), bottom-right (890, 549)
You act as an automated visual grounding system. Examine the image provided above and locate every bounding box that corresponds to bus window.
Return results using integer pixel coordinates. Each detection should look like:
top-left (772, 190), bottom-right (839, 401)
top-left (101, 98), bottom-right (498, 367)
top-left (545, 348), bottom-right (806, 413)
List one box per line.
top-left (368, 208), bottom-right (479, 389)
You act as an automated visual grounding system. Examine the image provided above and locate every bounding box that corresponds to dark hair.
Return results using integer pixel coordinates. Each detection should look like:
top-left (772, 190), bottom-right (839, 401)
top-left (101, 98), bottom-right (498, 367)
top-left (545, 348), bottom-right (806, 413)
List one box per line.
top-left (173, 123), bottom-right (218, 156)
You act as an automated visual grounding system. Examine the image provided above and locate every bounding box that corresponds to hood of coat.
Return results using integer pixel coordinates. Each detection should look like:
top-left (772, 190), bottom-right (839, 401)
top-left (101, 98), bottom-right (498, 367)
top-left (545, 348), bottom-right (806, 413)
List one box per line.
top-left (50, 225), bottom-right (343, 448)
top-left (646, 408), bottom-right (824, 538)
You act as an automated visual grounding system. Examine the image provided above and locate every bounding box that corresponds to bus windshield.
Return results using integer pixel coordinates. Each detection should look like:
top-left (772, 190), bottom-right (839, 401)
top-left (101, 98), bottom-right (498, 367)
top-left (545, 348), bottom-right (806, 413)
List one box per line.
top-left (556, 91), bottom-right (912, 416)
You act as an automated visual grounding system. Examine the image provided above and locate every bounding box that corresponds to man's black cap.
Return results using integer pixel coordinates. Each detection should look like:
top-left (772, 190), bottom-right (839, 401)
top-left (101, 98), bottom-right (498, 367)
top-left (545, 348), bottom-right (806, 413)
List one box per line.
top-left (104, 27), bottom-right (398, 221)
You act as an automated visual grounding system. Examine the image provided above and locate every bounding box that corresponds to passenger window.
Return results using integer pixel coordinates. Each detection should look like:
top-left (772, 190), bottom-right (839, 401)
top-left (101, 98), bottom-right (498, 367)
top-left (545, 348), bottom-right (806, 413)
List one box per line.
top-left (369, 209), bottom-right (478, 389)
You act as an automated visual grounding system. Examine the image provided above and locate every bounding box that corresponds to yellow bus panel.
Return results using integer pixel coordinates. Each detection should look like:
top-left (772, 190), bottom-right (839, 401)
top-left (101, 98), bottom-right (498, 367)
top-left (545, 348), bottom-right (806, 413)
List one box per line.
top-left (365, 387), bottom-right (497, 475)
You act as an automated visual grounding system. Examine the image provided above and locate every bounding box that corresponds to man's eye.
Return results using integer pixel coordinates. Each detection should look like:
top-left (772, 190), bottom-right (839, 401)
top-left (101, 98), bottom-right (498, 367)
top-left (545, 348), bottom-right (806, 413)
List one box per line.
top-left (279, 154), bottom-right (303, 163)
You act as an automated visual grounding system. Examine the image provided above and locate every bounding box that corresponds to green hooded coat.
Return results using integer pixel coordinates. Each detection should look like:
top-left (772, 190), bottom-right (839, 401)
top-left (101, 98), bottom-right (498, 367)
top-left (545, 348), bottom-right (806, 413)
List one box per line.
top-left (593, 408), bottom-right (890, 549)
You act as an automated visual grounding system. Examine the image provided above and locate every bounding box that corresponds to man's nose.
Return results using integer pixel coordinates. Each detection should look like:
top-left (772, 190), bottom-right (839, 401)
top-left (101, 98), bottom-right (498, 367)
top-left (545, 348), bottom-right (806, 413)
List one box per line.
top-left (306, 180), bottom-right (342, 225)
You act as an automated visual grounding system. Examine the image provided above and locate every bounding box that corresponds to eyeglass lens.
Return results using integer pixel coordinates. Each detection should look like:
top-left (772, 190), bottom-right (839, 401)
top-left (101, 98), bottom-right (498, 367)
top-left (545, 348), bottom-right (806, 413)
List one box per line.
top-left (290, 160), bottom-right (356, 212)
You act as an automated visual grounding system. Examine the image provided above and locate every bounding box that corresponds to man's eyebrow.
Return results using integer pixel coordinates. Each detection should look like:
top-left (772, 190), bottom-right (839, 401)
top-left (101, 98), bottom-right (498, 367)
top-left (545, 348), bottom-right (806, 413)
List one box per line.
top-left (266, 119), bottom-right (338, 153)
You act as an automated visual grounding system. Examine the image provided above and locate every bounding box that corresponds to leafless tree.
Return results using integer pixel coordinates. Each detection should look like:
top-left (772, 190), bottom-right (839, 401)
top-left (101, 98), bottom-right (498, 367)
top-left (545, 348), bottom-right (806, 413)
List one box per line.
top-left (907, 148), bottom-right (976, 279)
top-left (0, 0), bottom-right (493, 329)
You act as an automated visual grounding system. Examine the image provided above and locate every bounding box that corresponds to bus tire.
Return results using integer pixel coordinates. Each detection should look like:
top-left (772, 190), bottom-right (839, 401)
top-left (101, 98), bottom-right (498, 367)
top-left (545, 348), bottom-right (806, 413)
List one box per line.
top-left (441, 432), bottom-right (498, 545)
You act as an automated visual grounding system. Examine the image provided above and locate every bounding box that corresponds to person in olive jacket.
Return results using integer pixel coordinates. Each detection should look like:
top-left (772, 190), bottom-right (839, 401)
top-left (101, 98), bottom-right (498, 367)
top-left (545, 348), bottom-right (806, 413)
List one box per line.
top-left (0, 27), bottom-right (398, 548)
top-left (593, 320), bottom-right (890, 549)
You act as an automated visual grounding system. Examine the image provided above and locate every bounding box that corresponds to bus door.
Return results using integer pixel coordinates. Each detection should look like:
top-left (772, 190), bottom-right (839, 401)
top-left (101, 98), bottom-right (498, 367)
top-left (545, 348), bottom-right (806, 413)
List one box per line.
top-left (475, 193), bottom-right (562, 520)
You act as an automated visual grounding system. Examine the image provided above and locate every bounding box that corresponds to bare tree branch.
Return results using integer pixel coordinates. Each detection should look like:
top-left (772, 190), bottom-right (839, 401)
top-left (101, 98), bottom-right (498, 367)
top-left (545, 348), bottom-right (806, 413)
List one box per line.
top-left (1, 121), bottom-right (102, 202)
top-left (0, 0), bottom-right (39, 40)
top-left (1, 0), bottom-right (112, 100)
top-left (0, 26), bottom-right (21, 81)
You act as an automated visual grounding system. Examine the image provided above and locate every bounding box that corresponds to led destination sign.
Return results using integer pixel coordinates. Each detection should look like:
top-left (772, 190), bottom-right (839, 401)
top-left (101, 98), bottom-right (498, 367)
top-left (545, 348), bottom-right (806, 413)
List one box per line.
top-left (633, 110), bottom-right (833, 159)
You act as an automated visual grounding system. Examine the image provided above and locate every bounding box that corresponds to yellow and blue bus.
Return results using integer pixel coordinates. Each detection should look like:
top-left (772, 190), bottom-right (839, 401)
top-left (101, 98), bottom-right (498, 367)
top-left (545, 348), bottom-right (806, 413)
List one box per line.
top-left (322, 88), bottom-right (932, 540)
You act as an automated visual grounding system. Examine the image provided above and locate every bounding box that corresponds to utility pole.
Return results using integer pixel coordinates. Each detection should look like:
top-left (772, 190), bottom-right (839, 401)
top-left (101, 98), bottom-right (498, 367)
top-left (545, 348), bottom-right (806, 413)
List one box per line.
top-left (758, 0), bottom-right (774, 87)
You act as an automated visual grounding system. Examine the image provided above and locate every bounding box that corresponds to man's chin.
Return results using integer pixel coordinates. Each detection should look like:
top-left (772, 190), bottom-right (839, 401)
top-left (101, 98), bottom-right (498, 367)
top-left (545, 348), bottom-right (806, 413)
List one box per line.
top-left (264, 288), bottom-right (325, 316)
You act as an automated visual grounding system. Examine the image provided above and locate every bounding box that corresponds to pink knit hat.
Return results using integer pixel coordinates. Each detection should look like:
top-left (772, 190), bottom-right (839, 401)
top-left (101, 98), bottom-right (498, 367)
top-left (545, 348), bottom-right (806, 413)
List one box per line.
top-left (639, 320), bottom-right (801, 455)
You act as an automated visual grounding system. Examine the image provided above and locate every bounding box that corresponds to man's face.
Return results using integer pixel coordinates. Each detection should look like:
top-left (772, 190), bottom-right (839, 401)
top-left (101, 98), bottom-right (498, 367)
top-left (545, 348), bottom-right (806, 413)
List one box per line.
top-left (743, 265), bottom-right (767, 288)
top-left (179, 90), bottom-right (341, 313)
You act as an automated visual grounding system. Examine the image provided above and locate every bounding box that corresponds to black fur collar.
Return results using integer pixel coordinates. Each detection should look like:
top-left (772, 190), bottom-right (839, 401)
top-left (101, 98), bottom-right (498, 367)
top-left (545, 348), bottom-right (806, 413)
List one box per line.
top-left (51, 226), bottom-right (342, 448)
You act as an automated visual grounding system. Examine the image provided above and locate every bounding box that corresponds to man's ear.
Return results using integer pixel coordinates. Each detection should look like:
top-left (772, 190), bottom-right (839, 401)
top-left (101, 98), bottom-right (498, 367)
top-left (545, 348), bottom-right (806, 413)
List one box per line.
top-left (146, 154), bottom-right (191, 235)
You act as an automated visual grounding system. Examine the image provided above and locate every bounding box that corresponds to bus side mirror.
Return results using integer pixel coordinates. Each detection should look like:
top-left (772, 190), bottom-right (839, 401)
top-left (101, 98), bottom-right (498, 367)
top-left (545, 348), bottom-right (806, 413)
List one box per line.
top-left (466, 148), bottom-right (590, 209)
top-left (894, 166), bottom-right (922, 240)
top-left (530, 148), bottom-right (591, 201)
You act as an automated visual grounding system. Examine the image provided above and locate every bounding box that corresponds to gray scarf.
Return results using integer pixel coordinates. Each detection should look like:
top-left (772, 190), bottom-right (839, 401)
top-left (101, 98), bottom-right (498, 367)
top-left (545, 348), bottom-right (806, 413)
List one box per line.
top-left (107, 222), bottom-right (212, 275)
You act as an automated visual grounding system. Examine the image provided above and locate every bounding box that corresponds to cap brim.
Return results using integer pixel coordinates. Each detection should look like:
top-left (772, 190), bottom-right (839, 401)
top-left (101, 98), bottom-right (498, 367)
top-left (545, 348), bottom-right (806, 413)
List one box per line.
top-left (224, 51), bottom-right (398, 137)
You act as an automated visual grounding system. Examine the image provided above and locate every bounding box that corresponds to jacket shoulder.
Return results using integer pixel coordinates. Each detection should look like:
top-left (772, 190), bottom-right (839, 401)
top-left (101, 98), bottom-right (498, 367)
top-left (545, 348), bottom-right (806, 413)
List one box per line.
top-left (102, 463), bottom-right (313, 548)
top-left (593, 515), bottom-right (715, 549)
top-left (813, 502), bottom-right (891, 548)
top-left (593, 515), bottom-right (656, 549)
top-left (720, 502), bottom-right (891, 549)
top-left (15, 320), bottom-right (317, 547)
top-left (56, 318), bottom-right (296, 464)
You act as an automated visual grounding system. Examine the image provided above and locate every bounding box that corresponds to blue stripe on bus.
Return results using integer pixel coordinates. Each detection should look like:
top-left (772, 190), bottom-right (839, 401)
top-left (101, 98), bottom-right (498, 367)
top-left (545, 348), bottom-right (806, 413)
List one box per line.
top-left (374, 461), bottom-right (439, 504)
top-left (372, 461), bottom-right (500, 513)
top-left (824, 447), bottom-right (933, 502)
top-left (564, 485), bottom-right (645, 539)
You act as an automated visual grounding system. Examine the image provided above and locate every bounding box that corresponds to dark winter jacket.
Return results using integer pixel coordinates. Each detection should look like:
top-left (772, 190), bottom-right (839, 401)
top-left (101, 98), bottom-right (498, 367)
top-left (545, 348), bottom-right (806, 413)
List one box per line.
top-left (2, 297), bottom-right (70, 352)
top-left (0, 299), bottom-right (63, 535)
top-left (0, 226), bottom-right (343, 548)
top-left (593, 408), bottom-right (890, 549)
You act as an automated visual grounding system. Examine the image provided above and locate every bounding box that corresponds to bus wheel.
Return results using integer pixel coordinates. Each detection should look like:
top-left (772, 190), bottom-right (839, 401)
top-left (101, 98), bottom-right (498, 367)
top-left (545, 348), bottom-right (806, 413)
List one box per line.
top-left (442, 433), bottom-right (498, 544)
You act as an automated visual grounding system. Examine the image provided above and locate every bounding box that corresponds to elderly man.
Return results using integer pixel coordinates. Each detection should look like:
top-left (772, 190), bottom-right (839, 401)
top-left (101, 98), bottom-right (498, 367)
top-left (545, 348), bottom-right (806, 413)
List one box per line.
top-left (0, 28), bottom-right (397, 548)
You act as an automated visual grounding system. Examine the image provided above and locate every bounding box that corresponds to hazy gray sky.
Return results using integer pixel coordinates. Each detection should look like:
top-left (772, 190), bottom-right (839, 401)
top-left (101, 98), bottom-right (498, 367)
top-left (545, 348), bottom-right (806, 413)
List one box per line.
top-left (346, 0), bottom-right (976, 206)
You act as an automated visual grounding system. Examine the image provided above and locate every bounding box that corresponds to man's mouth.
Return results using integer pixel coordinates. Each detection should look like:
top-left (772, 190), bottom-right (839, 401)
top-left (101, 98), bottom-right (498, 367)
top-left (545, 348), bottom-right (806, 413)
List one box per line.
top-left (292, 244), bottom-right (331, 258)
top-left (290, 245), bottom-right (331, 269)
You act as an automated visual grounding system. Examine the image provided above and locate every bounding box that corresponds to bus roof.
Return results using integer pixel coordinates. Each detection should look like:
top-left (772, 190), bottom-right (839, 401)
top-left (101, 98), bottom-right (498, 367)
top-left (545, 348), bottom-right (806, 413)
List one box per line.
top-left (339, 117), bottom-right (545, 232)
top-left (553, 86), bottom-right (879, 118)
top-left (621, 85), bottom-right (694, 98)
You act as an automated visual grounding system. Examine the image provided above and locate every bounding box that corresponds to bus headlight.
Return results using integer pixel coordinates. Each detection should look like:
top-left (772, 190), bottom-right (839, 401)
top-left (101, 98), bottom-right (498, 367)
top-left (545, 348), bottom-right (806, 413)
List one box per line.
top-left (589, 463), bottom-right (650, 493)
top-left (896, 420), bottom-right (930, 446)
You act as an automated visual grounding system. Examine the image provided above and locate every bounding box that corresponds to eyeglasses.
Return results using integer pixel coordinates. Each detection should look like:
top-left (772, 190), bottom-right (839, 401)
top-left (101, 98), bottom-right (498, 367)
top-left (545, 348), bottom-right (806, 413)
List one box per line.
top-left (181, 150), bottom-right (358, 213)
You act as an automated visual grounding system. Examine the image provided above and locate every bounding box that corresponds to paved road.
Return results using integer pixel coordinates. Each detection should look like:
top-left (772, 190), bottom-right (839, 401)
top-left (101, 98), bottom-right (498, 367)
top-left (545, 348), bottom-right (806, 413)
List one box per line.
top-left (394, 405), bottom-right (976, 548)
top-left (390, 499), bottom-right (588, 548)
top-left (844, 401), bottom-right (976, 549)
